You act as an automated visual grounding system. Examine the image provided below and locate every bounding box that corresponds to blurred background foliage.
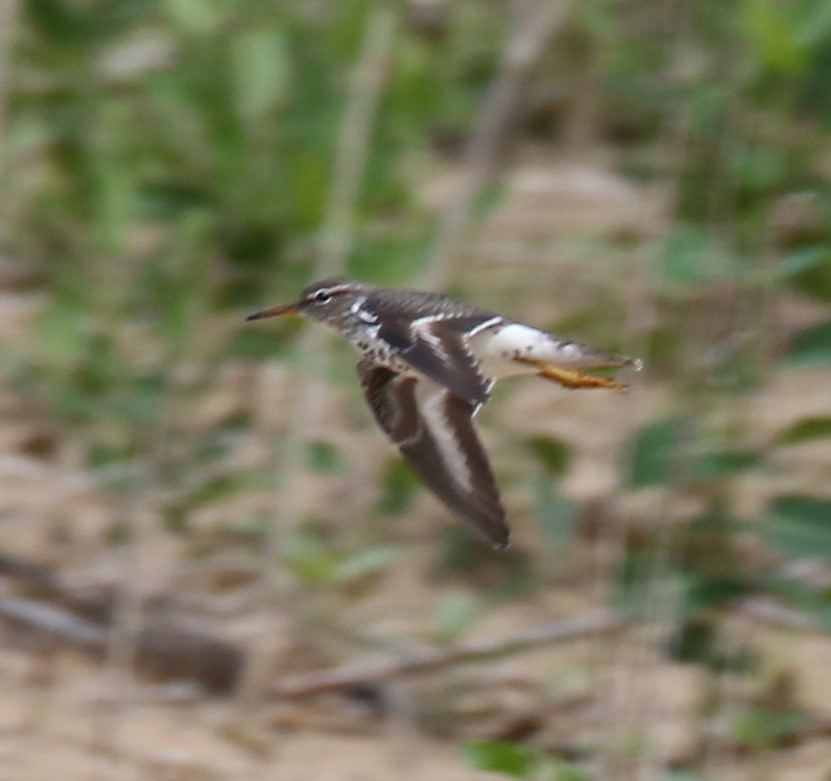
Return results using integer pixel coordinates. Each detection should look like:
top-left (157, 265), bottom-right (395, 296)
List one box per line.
top-left (3, 0), bottom-right (831, 778)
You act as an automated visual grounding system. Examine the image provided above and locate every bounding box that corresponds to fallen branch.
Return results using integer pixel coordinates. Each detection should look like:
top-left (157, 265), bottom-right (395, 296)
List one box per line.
top-left (0, 596), bottom-right (105, 648)
top-left (0, 595), bottom-right (246, 694)
top-left (273, 613), bottom-right (628, 699)
top-left (734, 595), bottom-right (824, 633)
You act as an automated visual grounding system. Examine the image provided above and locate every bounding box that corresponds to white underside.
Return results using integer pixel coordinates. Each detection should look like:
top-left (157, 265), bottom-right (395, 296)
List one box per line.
top-left (470, 323), bottom-right (606, 379)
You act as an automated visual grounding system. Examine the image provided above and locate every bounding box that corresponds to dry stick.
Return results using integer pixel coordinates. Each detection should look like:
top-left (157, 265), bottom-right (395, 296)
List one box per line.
top-left (318, 9), bottom-right (397, 281)
top-left (629, 10), bottom-right (753, 780)
top-left (0, 0), bottom-right (18, 228)
top-left (0, 597), bottom-right (106, 649)
top-left (272, 613), bottom-right (628, 699)
top-left (86, 480), bottom-right (148, 780)
top-left (0, 596), bottom-right (244, 694)
top-left (92, 192), bottom-right (221, 772)
top-left (242, 7), bottom-right (397, 701)
top-left (596, 3), bottom-right (697, 780)
top-left (699, 32), bottom-right (808, 781)
top-left (702, 612), bottom-right (752, 779)
top-left (695, 36), bottom-right (752, 781)
top-left (91, 281), bottom-right (212, 767)
top-left (265, 5), bottom-right (396, 534)
top-left (93, 410), bottom-right (184, 767)
top-left (418, 0), bottom-right (575, 290)
top-left (625, 59), bottom-right (700, 781)
top-left (734, 596), bottom-right (824, 633)
top-left (286, 4), bottom-right (398, 454)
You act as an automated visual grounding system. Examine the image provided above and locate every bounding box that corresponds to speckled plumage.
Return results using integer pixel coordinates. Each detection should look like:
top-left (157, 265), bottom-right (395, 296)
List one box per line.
top-left (248, 279), bottom-right (641, 549)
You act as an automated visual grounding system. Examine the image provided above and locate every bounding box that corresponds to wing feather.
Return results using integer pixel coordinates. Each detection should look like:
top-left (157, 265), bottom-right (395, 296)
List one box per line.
top-left (358, 359), bottom-right (508, 549)
top-left (373, 313), bottom-right (499, 405)
top-left (361, 288), bottom-right (500, 404)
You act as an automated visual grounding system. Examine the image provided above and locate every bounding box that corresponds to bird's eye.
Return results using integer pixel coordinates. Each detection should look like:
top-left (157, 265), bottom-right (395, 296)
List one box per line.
top-left (313, 291), bottom-right (331, 304)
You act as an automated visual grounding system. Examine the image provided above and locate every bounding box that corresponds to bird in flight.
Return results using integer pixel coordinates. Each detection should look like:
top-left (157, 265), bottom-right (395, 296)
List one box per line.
top-left (247, 279), bottom-right (641, 550)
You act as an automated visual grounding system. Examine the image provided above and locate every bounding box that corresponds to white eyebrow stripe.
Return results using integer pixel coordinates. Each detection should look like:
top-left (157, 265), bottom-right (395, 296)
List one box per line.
top-left (314, 283), bottom-right (358, 299)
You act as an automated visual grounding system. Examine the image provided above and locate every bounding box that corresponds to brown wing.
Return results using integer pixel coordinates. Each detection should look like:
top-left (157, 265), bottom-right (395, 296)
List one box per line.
top-left (365, 289), bottom-right (501, 406)
top-left (359, 359), bottom-right (508, 550)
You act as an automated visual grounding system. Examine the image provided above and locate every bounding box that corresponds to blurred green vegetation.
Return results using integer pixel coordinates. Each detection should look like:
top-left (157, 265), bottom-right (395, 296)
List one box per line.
top-left (4, 0), bottom-right (831, 775)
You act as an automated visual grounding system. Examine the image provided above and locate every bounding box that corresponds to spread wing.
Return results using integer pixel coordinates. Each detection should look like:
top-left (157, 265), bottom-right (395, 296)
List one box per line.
top-left (364, 290), bottom-right (502, 406)
top-left (359, 359), bottom-right (508, 549)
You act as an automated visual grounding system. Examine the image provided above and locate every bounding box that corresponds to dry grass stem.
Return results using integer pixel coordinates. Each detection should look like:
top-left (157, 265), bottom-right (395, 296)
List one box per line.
top-left (239, 7), bottom-right (399, 714)
top-left (273, 613), bottom-right (628, 699)
top-left (419, 0), bottom-right (575, 290)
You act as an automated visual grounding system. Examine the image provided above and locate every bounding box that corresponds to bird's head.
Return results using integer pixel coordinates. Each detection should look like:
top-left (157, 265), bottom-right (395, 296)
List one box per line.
top-left (246, 278), bottom-right (368, 325)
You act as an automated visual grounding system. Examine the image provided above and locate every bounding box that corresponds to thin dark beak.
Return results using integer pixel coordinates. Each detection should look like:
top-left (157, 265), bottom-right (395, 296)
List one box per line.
top-left (245, 302), bottom-right (300, 322)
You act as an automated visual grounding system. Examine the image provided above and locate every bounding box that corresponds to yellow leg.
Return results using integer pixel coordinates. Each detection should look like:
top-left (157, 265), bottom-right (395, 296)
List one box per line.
top-left (516, 358), bottom-right (628, 393)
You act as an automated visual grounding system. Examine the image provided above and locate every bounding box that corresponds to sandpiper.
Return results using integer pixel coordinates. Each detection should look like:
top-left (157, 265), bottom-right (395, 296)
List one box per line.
top-left (248, 279), bottom-right (641, 549)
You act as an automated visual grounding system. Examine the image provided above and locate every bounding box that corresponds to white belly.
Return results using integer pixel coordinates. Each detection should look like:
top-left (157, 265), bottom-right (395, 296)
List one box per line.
top-left (470, 323), bottom-right (607, 379)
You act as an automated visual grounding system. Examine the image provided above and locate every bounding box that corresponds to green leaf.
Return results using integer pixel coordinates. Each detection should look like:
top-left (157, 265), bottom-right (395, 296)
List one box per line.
top-left (433, 590), bottom-right (479, 642)
top-left (165, 0), bottom-right (223, 36)
top-left (629, 418), bottom-right (684, 488)
top-left (464, 741), bottom-right (535, 777)
top-left (138, 180), bottom-right (215, 220)
top-left (780, 246), bottom-right (830, 278)
top-left (307, 440), bottom-right (343, 473)
top-left (744, 0), bottom-right (808, 73)
top-left (112, 375), bottom-right (166, 426)
top-left (377, 459), bottom-right (418, 514)
top-left (765, 574), bottom-right (831, 632)
top-left (91, 106), bottom-right (135, 254)
top-left (735, 146), bottom-right (788, 195)
top-left (695, 448), bottom-right (760, 478)
top-left (620, 434), bottom-right (754, 486)
top-left (775, 416), bottom-right (831, 445)
top-left (661, 228), bottom-right (709, 285)
top-left (231, 28), bottom-right (290, 123)
top-left (228, 328), bottom-right (292, 359)
top-left (41, 298), bottom-right (87, 374)
top-left (732, 706), bottom-right (806, 751)
top-left (668, 618), bottom-right (720, 665)
top-left (795, 0), bottom-right (831, 46)
top-left (27, 0), bottom-right (97, 45)
top-left (550, 762), bottom-right (592, 781)
top-left (525, 436), bottom-right (571, 477)
top-left (782, 246), bottom-right (831, 301)
top-left (786, 320), bottom-right (831, 366)
top-left (615, 549), bottom-right (673, 618)
top-left (333, 544), bottom-right (410, 585)
top-left (535, 477), bottom-right (578, 550)
top-left (660, 228), bottom-right (739, 286)
top-left (766, 495), bottom-right (831, 558)
top-left (280, 533), bottom-right (340, 585)
top-left (684, 574), bottom-right (749, 612)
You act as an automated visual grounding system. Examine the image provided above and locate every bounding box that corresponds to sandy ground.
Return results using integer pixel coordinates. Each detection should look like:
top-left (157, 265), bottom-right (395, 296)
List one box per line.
top-left (2, 153), bottom-right (831, 780)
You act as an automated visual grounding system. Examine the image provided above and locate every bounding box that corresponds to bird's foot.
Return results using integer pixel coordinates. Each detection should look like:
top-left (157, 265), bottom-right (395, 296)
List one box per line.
top-left (517, 358), bottom-right (630, 393)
